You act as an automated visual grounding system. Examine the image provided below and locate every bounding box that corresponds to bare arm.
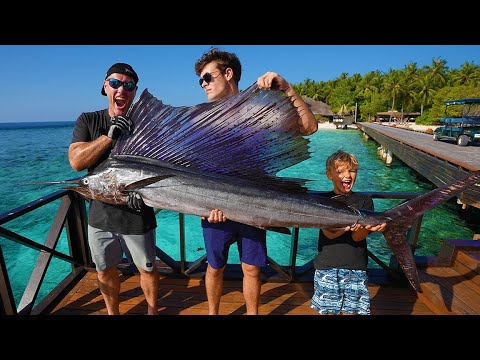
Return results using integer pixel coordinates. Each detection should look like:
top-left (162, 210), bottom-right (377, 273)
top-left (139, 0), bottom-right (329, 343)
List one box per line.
top-left (68, 135), bottom-right (114, 171)
top-left (257, 71), bottom-right (318, 136)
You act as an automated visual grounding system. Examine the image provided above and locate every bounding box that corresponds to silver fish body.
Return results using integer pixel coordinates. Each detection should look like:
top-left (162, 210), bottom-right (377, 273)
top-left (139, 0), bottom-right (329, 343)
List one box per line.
top-left (77, 155), bottom-right (383, 229)
top-left (67, 154), bottom-right (480, 294)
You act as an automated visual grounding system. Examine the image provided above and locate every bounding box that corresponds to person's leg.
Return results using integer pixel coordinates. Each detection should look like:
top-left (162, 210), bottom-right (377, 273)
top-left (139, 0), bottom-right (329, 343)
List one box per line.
top-left (310, 268), bottom-right (342, 315)
top-left (202, 220), bottom-right (234, 315)
top-left (121, 230), bottom-right (159, 315)
top-left (205, 264), bottom-right (225, 315)
top-left (138, 266), bottom-right (159, 315)
top-left (238, 225), bottom-right (267, 315)
top-left (341, 269), bottom-right (370, 315)
top-left (88, 226), bottom-right (123, 315)
top-left (97, 267), bottom-right (121, 315)
top-left (241, 263), bottom-right (261, 315)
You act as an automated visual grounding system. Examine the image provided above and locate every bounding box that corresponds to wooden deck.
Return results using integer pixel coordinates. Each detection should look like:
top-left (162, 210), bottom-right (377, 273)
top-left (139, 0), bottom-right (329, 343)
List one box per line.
top-left (47, 239), bottom-right (480, 316)
top-left (49, 269), bottom-right (432, 315)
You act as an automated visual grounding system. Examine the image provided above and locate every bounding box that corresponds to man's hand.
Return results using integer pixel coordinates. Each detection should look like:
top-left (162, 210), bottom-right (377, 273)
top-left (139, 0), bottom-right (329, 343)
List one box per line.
top-left (257, 72), bottom-right (289, 92)
top-left (107, 115), bottom-right (133, 140)
top-left (201, 209), bottom-right (227, 223)
top-left (127, 191), bottom-right (144, 212)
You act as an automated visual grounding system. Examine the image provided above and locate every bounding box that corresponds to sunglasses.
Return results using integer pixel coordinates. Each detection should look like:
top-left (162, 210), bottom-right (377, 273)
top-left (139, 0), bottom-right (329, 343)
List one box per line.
top-left (107, 78), bottom-right (136, 92)
top-left (198, 71), bottom-right (222, 87)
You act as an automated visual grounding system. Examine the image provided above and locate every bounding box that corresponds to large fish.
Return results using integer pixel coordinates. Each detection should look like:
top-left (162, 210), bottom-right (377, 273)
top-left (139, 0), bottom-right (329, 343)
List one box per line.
top-left (55, 154), bottom-right (480, 293)
top-left (33, 85), bottom-right (480, 293)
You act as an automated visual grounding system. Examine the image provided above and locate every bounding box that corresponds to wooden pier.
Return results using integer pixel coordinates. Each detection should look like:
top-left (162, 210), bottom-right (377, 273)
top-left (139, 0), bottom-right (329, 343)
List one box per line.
top-left (47, 237), bottom-right (480, 315)
top-left (357, 122), bottom-right (480, 208)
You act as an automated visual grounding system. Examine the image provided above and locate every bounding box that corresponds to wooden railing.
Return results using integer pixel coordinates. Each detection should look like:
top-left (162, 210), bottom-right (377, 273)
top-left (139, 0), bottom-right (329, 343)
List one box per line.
top-left (0, 190), bottom-right (422, 315)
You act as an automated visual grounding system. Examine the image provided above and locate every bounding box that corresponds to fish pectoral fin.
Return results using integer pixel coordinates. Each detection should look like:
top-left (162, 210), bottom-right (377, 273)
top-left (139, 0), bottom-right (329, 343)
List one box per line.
top-left (124, 175), bottom-right (174, 191)
top-left (262, 227), bottom-right (292, 235)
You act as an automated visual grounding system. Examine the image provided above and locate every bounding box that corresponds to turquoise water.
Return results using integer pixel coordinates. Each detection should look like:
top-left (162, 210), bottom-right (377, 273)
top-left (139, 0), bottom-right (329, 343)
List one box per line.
top-left (0, 122), bottom-right (475, 306)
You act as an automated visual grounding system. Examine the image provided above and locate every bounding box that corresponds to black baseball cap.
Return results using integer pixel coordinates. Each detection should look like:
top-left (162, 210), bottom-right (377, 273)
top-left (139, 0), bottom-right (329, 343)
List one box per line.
top-left (101, 62), bottom-right (139, 96)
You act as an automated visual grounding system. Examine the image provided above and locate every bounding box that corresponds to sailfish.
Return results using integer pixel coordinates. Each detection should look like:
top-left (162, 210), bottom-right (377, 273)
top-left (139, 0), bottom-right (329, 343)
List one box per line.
top-left (29, 84), bottom-right (480, 293)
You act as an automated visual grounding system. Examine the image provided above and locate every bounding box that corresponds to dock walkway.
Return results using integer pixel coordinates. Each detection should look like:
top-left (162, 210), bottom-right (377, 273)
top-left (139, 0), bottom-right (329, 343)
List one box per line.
top-left (357, 122), bottom-right (480, 208)
top-left (359, 122), bottom-right (480, 171)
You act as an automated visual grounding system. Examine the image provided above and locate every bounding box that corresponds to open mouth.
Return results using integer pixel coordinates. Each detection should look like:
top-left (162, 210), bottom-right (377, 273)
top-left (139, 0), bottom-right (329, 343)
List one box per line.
top-left (341, 178), bottom-right (352, 191)
top-left (115, 97), bottom-right (127, 110)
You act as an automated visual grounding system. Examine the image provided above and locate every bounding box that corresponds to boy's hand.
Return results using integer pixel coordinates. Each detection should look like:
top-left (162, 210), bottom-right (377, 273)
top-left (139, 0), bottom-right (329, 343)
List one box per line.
top-left (345, 224), bottom-right (362, 232)
top-left (345, 223), bottom-right (386, 232)
top-left (364, 223), bottom-right (387, 232)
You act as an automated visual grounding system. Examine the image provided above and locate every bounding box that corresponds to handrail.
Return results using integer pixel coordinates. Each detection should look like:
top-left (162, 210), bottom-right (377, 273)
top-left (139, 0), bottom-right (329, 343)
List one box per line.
top-left (0, 189), bottom-right (422, 315)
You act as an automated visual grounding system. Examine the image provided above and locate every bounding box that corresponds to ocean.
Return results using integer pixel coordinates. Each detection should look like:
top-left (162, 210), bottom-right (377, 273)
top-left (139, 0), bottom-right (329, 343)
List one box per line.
top-left (0, 121), bottom-right (475, 306)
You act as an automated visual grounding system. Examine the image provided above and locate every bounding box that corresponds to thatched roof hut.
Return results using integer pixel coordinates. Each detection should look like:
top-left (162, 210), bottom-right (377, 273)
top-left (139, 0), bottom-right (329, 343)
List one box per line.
top-left (301, 96), bottom-right (334, 117)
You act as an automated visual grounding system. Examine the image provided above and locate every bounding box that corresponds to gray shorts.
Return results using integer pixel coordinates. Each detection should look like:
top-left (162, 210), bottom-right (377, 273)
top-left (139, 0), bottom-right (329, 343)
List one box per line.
top-left (87, 225), bottom-right (157, 272)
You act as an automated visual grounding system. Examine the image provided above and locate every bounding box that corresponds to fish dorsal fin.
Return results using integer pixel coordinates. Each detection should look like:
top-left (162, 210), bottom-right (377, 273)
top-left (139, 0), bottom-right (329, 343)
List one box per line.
top-left (112, 84), bottom-right (311, 184)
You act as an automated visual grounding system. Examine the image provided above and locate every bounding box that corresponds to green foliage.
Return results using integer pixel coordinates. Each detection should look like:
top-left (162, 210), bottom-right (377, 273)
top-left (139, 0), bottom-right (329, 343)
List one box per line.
top-left (291, 59), bottom-right (480, 124)
top-left (420, 86), bottom-right (480, 124)
top-left (359, 93), bottom-right (388, 121)
top-left (328, 83), bottom-right (356, 112)
top-left (415, 109), bottom-right (431, 125)
top-left (315, 115), bottom-right (329, 122)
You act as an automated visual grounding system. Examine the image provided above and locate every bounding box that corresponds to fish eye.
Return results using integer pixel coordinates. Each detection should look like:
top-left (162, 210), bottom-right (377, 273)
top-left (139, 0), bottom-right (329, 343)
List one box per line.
top-left (83, 179), bottom-right (89, 185)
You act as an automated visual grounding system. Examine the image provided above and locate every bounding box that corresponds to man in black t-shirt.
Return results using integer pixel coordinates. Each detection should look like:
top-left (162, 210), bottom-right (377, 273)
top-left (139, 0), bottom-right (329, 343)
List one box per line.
top-left (68, 63), bottom-right (159, 315)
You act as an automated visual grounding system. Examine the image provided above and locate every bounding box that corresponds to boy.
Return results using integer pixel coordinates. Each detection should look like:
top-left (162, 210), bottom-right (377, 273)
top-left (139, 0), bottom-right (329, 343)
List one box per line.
top-left (311, 150), bottom-right (386, 315)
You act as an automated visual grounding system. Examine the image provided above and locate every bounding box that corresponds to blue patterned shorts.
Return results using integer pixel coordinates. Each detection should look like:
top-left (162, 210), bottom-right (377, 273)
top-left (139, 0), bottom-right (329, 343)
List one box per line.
top-left (311, 268), bottom-right (370, 315)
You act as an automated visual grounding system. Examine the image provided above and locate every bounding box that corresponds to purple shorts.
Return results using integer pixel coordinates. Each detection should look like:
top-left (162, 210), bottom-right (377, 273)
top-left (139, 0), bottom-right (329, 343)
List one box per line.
top-left (202, 220), bottom-right (267, 269)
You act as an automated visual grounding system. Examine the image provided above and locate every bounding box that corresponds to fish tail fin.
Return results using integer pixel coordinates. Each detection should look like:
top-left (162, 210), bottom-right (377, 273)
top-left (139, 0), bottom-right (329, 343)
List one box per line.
top-left (379, 169), bottom-right (480, 293)
top-left (383, 170), bottom-right (480, 227)
top-left (382, 224), bottom-right (422, 292)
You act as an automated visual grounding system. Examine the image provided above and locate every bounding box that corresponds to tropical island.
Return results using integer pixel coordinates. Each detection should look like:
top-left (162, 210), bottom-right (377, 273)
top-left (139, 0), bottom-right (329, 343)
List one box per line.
top-left (292, 58), bottom-right (480, 126)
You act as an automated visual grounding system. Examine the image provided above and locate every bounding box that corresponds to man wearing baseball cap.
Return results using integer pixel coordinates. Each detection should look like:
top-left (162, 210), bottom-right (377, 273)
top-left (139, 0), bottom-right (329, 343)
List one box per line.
top-left (68, 62), bottom-right (159, 315)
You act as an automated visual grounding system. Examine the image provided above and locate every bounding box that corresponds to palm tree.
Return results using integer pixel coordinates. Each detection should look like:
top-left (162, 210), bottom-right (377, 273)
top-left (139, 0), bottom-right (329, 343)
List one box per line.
top-left (416, 74), bottom-right (436, 115)
top-left (426, 57), bottom-right (447, 87)
top-left (383, 69), bottom-right (405, 119)
top-left (357, 71), bottom-right (379, 101)
top-left (450, 61), bottom-right (480, 86)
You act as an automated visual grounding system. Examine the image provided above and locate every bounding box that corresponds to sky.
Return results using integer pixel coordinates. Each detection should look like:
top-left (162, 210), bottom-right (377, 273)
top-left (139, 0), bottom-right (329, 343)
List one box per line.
top-left (1, 45), bottom-right (479, 123)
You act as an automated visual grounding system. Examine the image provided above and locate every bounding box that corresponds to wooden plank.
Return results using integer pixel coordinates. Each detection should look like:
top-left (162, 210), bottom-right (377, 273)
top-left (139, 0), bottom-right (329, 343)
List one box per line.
top-left (452, 260), bottom-right (480, 288)
top-left (420, 268), bottom-right (478, 314)
top-left (456, 251), bottom-right (480, 273)
top-left (54, 269), bottom-right (433, 315)
top-left (416, 280), bottom-right (458, 315)
top-left (424, 266), bottom-right (480, 313)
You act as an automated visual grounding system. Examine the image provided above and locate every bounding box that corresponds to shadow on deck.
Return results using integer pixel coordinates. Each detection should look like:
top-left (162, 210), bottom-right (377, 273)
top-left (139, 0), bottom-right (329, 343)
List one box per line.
top-left (48, 266), bottom-right (432, 316)
top-left (49, 239), bottom-right (480, 316)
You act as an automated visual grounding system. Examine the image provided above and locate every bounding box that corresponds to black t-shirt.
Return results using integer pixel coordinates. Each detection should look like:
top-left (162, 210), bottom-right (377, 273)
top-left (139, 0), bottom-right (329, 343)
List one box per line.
top-left (71, 109), bottom-right (157, 234)
top-left (313, 191), bottom-right (374, 271)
